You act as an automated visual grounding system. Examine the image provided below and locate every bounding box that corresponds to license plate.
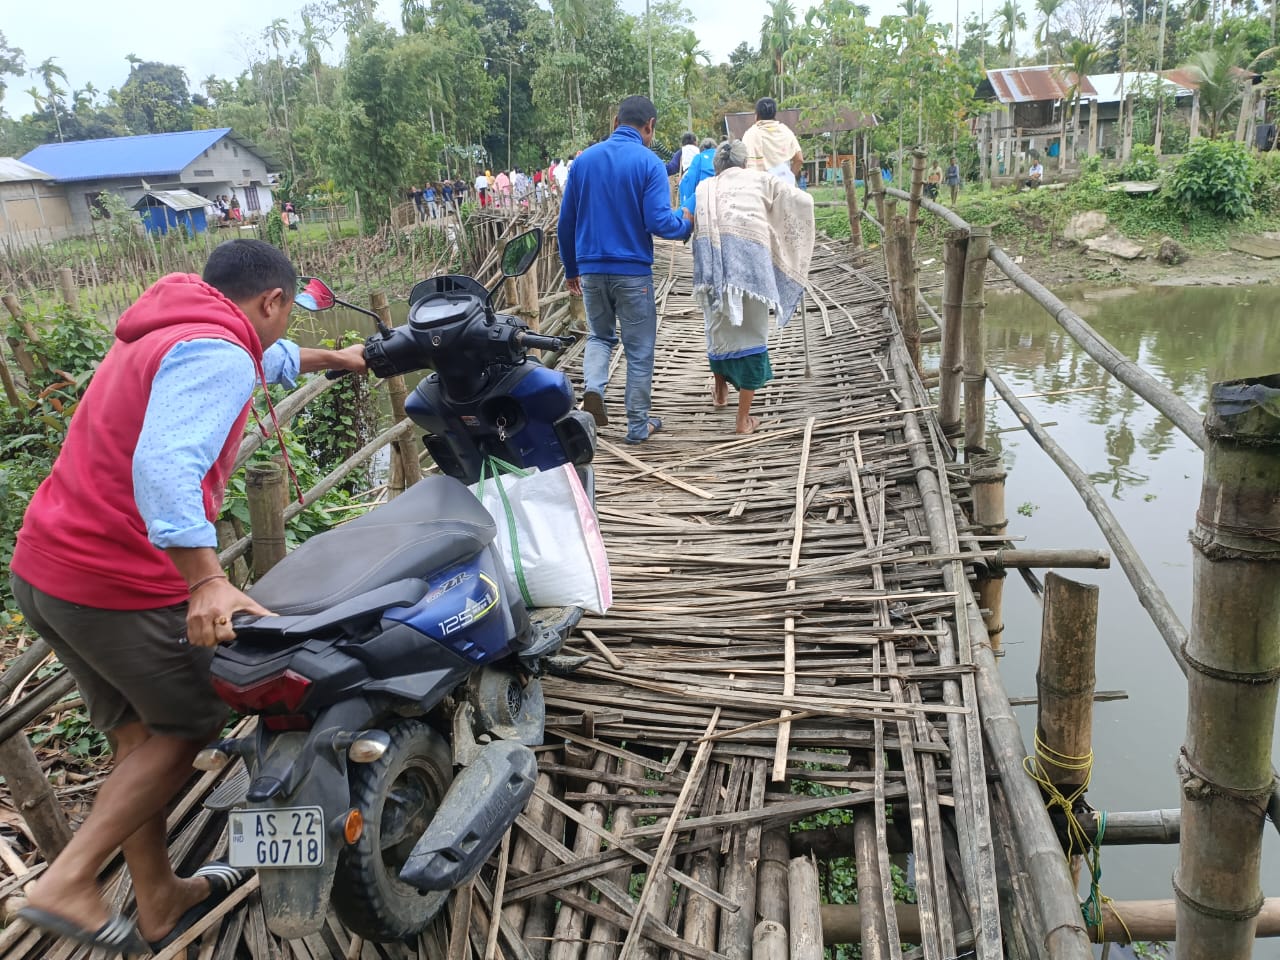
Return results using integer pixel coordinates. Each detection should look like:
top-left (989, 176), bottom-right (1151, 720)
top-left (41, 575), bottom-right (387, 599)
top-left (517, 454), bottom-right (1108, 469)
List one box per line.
top-left (228, 807), bottom-right (325, 869)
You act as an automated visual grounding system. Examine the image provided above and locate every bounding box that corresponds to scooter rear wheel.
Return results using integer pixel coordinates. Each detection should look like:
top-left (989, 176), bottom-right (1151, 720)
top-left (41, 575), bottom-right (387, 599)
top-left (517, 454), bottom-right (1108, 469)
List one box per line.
top-left (332, 719), bottom-right (454, 941)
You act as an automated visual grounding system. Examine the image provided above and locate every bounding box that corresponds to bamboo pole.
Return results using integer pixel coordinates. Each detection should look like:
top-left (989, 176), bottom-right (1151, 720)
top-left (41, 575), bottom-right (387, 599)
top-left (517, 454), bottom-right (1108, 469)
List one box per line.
top-left (0, 733), bottom-right (73, 861)
top-left (893, 214), bottom-right (920, 372)
top-left (822, 899), bottom-right (1280, 945)
top-left (57, 267), bottom-right (80, 312)
top-left (1036, 573), bottom-right (1099, 798)
top-left (865, 157), bottom-right (887, 233)
top-left (1176, 374), bottom-right (1280, 958)
top-left (907, 148), bottom-right (926, 247)
top-left (938, 227), bottom-right (967, 437)
top-left (751, 921), bottom-right (787, 960)
top-left (371, 291), bottom-right (421, 495)
top-left (886, 335), bottom-right (1089, 959)
top-left (840, 159), bottom-right (863, 249)
top-left (882, 186), bottom-right (1209, 449)
top-left (787, 855), bottom-right (822, 960)
top-left (960, 226), bottom-right (990, 458)
top-left (245, 461), bottom-right (287, 577)
top-left (969, 457), bottom-right (1007, 651)
top-left (756, 827), bottom-right (790, 928)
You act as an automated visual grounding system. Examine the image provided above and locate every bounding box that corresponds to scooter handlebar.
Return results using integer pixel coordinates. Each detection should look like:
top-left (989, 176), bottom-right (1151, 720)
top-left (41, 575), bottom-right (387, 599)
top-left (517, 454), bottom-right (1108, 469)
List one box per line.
top-left (516, 331), bottom-right (577, 352)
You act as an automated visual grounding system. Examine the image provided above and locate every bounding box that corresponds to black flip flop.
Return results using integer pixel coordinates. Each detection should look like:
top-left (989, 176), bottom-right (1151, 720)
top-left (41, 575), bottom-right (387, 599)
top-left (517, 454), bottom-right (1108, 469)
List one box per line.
top-left (16, 906), bottom-right (148, 955)
top-left (147, 861), bottom-right (253, 951)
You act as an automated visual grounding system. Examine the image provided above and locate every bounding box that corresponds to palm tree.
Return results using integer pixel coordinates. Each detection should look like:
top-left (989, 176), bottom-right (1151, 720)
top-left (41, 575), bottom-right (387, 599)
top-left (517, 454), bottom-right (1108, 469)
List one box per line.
top-left (1034, 0), bottom-right (1063, 62)
top-left (677, 30), bottom-right (710, 131)
top-left (761, 0), bottom-right (797, 99)
top-left (35, 57), bottom-right (67, 141)
top-left (1060, 39), bottom-right (1100, 159)
top-left (402, 0), bottom-right (428, 32)
top-left (992, 0), bottom-right (1026, 66)
top-left (1182, 39), bottom-right (1247, 137)
top-left (298, 11), bottom-right (331, 103)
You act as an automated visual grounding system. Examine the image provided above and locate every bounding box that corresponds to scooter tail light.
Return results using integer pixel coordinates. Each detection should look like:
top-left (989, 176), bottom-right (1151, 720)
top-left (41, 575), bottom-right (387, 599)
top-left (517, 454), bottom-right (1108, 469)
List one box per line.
top-left (344, 809), bottom-right (364, 845)
top-left (210, 669), bottom-right (313, 714)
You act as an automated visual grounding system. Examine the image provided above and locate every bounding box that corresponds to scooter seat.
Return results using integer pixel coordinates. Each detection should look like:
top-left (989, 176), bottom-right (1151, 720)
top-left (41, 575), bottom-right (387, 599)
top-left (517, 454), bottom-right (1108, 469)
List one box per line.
top-left (248, 475), bottom-right (496, 617)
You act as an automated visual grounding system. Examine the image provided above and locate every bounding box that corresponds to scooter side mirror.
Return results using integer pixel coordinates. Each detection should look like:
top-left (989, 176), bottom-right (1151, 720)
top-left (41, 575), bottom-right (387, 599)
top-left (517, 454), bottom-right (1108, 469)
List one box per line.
top-left (500, 229), bottom-right (543, 279)
top-left (295, 276), bottom-right (337, 312)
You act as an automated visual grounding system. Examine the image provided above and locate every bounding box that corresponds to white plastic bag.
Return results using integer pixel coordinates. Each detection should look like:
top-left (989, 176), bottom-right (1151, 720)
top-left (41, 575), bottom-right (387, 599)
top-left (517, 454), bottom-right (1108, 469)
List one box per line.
top-left (470, 459), bottom-right (612, 614)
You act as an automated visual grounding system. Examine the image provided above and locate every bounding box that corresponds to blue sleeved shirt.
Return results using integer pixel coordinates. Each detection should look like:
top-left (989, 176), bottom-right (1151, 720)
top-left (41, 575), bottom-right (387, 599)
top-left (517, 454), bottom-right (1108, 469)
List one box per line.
top-left (678, 149), bottom-right (717, 216)
top-left (134, 338), bottom-right (300, 549)
top-left (558, 125), bottom-right (692, 279)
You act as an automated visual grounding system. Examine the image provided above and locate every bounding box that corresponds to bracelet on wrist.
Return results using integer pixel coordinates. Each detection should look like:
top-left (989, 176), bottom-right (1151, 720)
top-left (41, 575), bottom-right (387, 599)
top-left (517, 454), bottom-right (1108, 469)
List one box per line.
top-left (188, 573), bottom-right (229, 596)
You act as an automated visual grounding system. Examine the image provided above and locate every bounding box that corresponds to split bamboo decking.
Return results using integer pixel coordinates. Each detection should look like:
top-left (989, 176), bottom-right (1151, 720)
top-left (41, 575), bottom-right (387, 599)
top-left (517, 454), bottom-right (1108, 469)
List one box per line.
top-left (0, 238), bottom-right (1027, 960)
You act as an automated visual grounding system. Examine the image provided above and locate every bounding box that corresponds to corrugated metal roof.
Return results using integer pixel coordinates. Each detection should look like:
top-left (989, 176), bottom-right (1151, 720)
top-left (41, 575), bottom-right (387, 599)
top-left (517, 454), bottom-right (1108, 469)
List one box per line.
top-left (20, 128), bottom-right (239, 183)
top-left (982, 65), bottom-right (1097, 103)
top-left (1086, 72), bottom-right (1193, 103)
top-left (0, 157), bottom-right (55, 182)
top-left (133, 189), bottom-right (211, 212)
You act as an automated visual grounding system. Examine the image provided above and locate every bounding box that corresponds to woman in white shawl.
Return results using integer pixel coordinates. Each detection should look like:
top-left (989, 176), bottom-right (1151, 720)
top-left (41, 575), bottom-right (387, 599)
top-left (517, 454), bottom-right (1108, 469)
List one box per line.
top-left (692, 140), bottom-right (814, 435)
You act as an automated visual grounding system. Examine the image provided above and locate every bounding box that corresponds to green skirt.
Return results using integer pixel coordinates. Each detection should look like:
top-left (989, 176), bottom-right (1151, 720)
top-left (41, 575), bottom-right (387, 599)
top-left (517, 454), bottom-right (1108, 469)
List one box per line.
top-left (709, 351), bottom-right (773, 391)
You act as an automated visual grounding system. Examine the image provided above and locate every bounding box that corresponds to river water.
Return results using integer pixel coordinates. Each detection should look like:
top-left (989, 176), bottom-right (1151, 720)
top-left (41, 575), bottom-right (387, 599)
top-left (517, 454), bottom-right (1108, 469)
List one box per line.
top-left (968, 282), bottom-right (1280, 947)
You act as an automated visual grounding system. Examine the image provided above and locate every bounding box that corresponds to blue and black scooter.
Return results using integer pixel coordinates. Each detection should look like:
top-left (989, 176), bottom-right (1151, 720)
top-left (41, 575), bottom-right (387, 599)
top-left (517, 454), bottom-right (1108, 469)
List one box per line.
top-left (197, 229), bottom-right (595, 941)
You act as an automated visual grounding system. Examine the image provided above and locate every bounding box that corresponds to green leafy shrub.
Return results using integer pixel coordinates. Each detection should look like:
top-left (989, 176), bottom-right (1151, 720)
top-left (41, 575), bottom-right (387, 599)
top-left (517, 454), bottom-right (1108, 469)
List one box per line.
top-left (1117, 144), bottom-right (1161, 183)
top-left (1252, 150), bottom-right (1280, 213)
top-left (1167, 138), bottom-right (1258, 220)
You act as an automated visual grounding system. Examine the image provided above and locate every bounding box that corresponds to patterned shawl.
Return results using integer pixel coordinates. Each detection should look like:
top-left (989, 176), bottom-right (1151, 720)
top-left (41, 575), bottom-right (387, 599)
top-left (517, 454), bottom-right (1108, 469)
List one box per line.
top-left (691, 166), bottom-right (815, 328)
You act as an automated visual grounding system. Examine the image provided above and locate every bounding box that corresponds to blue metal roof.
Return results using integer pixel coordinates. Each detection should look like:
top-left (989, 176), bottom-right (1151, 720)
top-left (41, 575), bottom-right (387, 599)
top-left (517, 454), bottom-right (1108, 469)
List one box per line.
top-left (20, 128), bottom-right (234, 183)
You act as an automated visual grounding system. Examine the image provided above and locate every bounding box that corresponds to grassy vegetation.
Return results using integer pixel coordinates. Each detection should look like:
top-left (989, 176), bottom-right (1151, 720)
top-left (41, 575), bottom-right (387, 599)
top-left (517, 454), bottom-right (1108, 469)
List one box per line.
top-left (808, 148), bottom-right (1280, 259)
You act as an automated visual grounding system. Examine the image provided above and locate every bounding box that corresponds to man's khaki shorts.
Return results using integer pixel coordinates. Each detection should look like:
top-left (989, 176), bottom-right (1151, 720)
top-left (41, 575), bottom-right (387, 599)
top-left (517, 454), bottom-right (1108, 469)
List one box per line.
top-left (11, 574), bottom-right (229, 741)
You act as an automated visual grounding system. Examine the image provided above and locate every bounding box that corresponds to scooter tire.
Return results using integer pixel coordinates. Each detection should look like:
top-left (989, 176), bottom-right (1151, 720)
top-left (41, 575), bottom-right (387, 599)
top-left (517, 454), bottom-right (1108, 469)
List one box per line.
top-left (332, 719), bottom-right (454, 941)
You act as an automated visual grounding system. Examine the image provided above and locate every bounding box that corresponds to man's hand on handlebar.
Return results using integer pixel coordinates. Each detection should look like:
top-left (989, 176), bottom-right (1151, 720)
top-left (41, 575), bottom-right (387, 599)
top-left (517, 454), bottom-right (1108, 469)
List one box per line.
top-left (566, 277), bottom-right (583, 297)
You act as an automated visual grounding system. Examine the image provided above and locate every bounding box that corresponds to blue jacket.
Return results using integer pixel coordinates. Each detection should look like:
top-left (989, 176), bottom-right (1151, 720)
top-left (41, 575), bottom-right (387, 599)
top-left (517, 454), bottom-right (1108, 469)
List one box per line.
top-left (678, 148), bottom-right (716, 215)
top-left (558, 126), bottom-right (692, 278)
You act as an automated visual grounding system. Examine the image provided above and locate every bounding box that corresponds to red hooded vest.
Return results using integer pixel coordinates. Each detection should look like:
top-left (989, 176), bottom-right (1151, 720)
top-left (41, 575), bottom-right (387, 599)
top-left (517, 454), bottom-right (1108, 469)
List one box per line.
top-left (11, 274), bottom-right (265, 610)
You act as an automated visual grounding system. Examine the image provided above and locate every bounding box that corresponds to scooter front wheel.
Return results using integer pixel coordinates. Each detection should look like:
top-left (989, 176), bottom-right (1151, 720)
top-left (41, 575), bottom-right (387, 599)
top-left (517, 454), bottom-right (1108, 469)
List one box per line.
top-left (332, 719), bottom-right (453, 941)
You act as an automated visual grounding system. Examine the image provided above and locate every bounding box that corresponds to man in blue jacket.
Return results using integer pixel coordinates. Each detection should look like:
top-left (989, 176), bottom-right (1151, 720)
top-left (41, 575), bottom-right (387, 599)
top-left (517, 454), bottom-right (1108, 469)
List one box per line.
top-left (559, 95), bottom-right (693, 444)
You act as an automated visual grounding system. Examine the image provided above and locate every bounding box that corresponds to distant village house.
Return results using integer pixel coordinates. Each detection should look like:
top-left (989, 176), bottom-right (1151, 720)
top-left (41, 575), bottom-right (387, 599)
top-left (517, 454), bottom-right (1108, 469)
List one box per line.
top-left (17, 128), bottom-right (281, 235)
top-left (0, 158), bottom-right (77, 249)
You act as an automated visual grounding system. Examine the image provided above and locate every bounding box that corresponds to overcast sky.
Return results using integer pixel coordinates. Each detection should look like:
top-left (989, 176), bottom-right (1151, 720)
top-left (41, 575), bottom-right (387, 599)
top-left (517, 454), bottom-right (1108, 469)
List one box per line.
top-left (3, 0), bottom-right (992, 120)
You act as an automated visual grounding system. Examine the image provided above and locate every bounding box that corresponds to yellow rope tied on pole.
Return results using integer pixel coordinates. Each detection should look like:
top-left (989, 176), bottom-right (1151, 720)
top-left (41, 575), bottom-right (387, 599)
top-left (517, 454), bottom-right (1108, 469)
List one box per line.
top-left (1023, 728), bottom-right (1133, 942)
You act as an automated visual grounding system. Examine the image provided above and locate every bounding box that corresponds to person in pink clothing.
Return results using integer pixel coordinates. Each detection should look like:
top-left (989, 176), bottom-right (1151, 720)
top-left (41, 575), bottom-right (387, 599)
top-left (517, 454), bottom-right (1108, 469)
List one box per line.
top-left (494, 170), bottom-right (512, 208)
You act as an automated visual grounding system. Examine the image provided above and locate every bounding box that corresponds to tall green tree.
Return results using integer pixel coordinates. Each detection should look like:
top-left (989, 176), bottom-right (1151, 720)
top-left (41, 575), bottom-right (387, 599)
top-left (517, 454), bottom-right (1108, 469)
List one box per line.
top-left (35, 58), bottom-right (68, 141)
top-left (1034, 0), bottom-right (1064, 61)
top-left (0, 32), bottom-right (24, 115)
top-left (760, 0), bottom-right (797, 99)
top-left (118, 61), bottom-right (193, 134)
top-left (676, 29), bottom-right (710, 129)
top-left (991, 0), bottom-right (1027, 65)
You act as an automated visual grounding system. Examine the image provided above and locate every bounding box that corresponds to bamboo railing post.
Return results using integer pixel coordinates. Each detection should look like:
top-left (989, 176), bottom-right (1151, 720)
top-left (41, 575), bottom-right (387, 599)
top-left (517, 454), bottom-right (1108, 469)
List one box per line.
top-left (1176, 374), bottom-right (1280, 958)
top-left (246, 461), bottom-right (286, 577)
top-left (58, 267), bottom-right (80, 312)
top-left (756, 826), bottom-right (790, 928)
top-left (2, 294), bottom-right (39, 380)
top-left (0, 341), bottom-right (23, 408)
top-left (970, 456), bottom-right (1007, 651)
top-left (866, 156), bottom-right (887, 230)
top-left (787, 855), bottom-right (823, 960)
top-left (371, 291), bottom-right (421, 495)
top-left (938, 227), bottom-right (968, 437)
top-left (1037, 573), bottom-right (1099, 796)
top-left (840, 159), bottom-right (863, 249)
top-left (517, 261), bottom-right (540, 333)
top-left (0, 732), bottom-right (73, 861)
top-left (907, 148), bottom-right (927, 246)
top-left (893, 214), bottom-right (921, 371)
top-left (960, 226), bottom-right (990, 458)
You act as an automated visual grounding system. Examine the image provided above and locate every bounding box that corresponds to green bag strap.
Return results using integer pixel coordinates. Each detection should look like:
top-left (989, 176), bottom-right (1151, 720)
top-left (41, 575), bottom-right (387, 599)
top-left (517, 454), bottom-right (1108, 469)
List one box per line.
top-left (472, 456), bottom-right (533, 608)
top-left (489, 463), bottom-right (534, 608)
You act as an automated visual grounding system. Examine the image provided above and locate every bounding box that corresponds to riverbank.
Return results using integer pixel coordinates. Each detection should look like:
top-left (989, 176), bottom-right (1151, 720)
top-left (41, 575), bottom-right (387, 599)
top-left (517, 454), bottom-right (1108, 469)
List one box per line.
top-left (1014, 240), bottom-right (1280, 289)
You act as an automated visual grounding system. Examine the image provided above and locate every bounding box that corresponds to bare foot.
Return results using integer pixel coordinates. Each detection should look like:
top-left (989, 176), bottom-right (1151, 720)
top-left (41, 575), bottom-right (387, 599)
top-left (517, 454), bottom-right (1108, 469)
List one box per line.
top-left (136, 876), bottom-right (211, 943)
top-left (735, 415), bottom-right (761, 435)
top-left (712, 383), bottom-right (729, 408)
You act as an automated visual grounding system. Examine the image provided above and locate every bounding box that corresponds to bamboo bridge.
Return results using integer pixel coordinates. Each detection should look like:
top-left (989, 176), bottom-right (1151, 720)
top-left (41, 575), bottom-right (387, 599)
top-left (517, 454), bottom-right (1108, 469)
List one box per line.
top-left (0, 172), bottom-right (1278, 960)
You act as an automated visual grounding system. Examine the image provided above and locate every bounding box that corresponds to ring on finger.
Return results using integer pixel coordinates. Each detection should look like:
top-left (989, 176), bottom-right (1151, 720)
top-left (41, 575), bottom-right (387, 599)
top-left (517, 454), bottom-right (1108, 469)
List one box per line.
top-left (215, 616), bottom-right (230, 626)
